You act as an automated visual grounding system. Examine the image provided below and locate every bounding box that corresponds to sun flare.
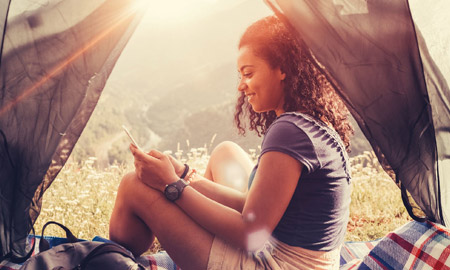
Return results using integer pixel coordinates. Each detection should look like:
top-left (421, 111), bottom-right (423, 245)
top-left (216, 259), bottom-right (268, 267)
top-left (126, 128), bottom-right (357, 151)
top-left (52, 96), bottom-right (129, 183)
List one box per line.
top-left (142, 0), bottom-right (246, 24)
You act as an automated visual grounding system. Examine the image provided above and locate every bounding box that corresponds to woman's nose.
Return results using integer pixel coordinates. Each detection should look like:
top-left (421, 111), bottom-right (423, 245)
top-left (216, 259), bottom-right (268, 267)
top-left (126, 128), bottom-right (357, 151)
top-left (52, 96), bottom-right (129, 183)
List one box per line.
top-left (237, 78), bottom-right (246, 92)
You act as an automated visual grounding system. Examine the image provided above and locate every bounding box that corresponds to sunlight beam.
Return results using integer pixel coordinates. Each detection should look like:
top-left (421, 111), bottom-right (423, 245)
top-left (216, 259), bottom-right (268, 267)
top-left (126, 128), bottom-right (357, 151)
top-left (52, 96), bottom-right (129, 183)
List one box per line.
top-left (0, 2), bottom-right (143, 117)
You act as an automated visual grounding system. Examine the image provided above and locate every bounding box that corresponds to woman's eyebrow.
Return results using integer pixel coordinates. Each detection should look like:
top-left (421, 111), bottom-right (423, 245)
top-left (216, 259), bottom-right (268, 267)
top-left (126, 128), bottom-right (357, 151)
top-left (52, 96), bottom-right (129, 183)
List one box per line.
top-left (239, 65), bottom-right (254, 72)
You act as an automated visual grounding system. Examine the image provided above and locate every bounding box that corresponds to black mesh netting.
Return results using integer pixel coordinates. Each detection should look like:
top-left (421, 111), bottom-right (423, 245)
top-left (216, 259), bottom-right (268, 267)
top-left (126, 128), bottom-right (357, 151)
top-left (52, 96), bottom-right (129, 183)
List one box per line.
top-left (0, 0), bottom-right (146, 260)
top-left (266, 0), bottom-right (450, 225)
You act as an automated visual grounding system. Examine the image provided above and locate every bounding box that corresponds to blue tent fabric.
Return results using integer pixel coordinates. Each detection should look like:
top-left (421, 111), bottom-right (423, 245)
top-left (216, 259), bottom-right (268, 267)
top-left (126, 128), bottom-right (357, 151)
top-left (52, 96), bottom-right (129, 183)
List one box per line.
top-left (266, 0), bottom-right (450, 226)
top-left (0, 0), bottom-right (146, 260)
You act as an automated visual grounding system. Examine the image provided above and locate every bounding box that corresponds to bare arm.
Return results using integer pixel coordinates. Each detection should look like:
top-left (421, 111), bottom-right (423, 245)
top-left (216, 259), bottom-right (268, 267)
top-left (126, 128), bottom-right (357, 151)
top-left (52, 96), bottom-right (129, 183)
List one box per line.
top-left (175, 151), bottom-right (302, 250)
top-left (189, 176), bottom-right (246, 212)
top-left (131, 146), bottom-right (302, 251)
top-left (168, 154), bottom-right (246, 212)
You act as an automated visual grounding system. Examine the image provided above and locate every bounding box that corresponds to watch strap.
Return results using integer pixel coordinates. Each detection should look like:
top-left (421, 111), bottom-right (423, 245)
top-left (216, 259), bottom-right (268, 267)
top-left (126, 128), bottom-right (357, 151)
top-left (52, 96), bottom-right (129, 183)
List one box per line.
top-left (180, 164), bottom-right (189, 179)
top-left (174, 178), bottom-right (188, 193)
top-left (164, 179), bottom-right (189, 202)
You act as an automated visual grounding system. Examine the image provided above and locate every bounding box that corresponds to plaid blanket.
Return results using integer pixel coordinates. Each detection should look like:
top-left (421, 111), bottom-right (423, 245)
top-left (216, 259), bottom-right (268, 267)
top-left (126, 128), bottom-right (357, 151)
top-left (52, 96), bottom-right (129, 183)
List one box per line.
top-left (358, 221), bottom-right (450, 269)
top-left (137, 252), bottom-right (179, 270)
top-left (339, 239), bottom-right (380, 269)
top-left (1, 221), bottom-right (448, 270)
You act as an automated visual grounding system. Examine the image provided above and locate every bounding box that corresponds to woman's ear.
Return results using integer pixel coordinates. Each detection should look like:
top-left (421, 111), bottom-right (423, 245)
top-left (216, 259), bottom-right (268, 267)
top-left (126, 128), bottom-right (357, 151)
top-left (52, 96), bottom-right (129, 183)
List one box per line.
top-left (279, 69), bottom-right (286, 81)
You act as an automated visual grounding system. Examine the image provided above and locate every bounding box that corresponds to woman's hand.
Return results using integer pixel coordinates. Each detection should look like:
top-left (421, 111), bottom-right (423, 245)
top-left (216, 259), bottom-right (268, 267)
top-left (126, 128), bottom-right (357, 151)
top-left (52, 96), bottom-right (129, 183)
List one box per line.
top-left (130, 144), bottom-right (179, 192)
top-left (167, 154), bottom-right (186, 178)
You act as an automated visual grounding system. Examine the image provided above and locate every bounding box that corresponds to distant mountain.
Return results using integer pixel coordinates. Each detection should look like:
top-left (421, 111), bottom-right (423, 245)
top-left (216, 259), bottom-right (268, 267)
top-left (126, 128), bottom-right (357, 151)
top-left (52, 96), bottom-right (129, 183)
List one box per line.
top-left (105, 0), bottom-right (273, 98)
top-left (72, 0), bottom-right (372, 166)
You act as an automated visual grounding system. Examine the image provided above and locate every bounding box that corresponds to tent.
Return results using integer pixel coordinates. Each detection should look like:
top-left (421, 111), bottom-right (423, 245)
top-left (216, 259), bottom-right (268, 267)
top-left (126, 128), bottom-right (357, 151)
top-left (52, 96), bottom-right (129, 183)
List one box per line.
top-left (265, 0), bottom-right (450, 225)
top-left (0, 0), bottom-right (449, 263)
top-left (0, 0), bottom-right (147, 261)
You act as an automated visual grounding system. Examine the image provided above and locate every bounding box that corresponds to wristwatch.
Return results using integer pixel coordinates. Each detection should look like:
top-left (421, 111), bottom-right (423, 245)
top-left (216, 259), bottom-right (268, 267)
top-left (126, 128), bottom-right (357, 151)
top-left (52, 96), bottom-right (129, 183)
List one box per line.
top-left (164, 179), bottom-right (189, 202)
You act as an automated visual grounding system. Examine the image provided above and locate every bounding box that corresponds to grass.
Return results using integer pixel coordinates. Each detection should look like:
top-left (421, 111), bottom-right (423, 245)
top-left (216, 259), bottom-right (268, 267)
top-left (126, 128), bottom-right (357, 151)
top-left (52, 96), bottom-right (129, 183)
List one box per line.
top-left (34, 149), bottom-right (411, 252)
top-left (347, 151), bottom-right (411, 241)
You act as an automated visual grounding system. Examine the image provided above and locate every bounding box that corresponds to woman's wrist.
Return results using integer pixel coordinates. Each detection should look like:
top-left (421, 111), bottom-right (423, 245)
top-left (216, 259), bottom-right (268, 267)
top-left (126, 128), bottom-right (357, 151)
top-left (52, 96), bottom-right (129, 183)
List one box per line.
top-left (177, 163), bottom-right (189, 178)
top-left (168, 155), bottom-right (187, 178)
top-left (185, 168), bottom-right (197, 184)
top-left (172, 161), bottom-right (198, 183)
top-left (161, 173), bottom-right (182, 193)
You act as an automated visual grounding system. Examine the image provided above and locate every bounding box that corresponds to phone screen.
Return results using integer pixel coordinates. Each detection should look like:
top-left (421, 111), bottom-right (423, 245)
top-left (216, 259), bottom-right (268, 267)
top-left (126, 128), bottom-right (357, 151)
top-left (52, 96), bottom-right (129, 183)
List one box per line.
top-left (122, 125), bottom-right (141, 150)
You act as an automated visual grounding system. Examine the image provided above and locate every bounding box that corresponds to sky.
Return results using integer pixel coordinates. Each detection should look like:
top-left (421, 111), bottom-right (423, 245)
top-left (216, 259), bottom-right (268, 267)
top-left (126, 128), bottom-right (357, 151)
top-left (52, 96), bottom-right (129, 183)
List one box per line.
top-left (5, 0), bottom-right (275, 102)
top-left (141, 0), bottom-right (248, 25)
top-left (7, 0), bottom-right (448, 109)
top-left (409, 0), bottom-right (450, 86)
top-left (7, 0), bottom-right (254, 23)
top-left (105, 0), bottom-right (273, 93)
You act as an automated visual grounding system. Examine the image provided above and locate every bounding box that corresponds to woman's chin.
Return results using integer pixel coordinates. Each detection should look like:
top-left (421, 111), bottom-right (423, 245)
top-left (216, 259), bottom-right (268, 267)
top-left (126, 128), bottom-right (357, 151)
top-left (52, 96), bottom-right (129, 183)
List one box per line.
top-left (248, 102), bottom-right (272, 113)
top-left (250, 106), bottom-right (261, 113)
top-left (252, 107), bottom-right (269, 114)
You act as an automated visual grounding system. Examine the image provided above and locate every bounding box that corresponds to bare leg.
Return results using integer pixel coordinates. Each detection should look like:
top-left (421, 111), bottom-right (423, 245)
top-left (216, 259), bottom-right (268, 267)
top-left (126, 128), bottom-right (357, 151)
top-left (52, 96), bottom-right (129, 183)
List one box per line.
top-left (109, 173), bottom-right (155, 255)
top-left (109, 172), bottom-right (214, 270)
top-left (204, 141), bottom-right (254, 192)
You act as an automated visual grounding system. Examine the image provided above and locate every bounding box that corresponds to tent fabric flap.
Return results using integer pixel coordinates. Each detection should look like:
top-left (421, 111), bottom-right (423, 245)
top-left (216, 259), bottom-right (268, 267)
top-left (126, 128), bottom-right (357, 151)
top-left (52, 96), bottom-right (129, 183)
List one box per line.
top-left (0, 0), bottom-right (146, 259)
top-left (266, 0), bottom-right (450, 225)
top-left (0, 0), bottom-right (11, 65)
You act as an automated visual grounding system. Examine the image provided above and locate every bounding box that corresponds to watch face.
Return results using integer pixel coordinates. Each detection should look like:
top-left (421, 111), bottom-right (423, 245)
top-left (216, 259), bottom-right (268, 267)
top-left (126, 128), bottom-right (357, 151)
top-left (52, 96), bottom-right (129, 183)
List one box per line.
top-left (165, 184), bottom-right (179, 201)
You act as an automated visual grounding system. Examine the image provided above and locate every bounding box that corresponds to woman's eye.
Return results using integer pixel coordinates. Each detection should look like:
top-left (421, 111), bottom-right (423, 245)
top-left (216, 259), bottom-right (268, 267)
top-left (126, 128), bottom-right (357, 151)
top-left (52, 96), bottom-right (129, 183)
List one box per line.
top-left (238, 71), bottom-right (252, 79)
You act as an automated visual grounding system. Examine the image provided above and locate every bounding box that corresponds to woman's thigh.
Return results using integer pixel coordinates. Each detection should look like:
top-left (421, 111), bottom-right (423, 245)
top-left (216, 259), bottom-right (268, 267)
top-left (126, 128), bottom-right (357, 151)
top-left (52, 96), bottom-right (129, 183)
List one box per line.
top-left (204, 141), bottom-right (254, 192)
top-left (110, 172), bottom-right (214, 270)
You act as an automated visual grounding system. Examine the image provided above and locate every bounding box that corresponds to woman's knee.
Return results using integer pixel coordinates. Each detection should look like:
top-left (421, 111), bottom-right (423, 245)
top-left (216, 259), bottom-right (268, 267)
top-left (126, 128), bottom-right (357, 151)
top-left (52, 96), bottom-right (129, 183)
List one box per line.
top-left (209, 141), bottom-right (249, 167)
top-left (210, 141), bottom-right (253, 173)
top-left (115, 171), bottom-right (159, 208)
top-left (113, 172), bottom-right (135, 200)
top-left (211, 141), bottom-right (244, 157)
top-left (119, 171), bottom-right (137, 188)
top-left (206, 141), bottom-right (254, 191)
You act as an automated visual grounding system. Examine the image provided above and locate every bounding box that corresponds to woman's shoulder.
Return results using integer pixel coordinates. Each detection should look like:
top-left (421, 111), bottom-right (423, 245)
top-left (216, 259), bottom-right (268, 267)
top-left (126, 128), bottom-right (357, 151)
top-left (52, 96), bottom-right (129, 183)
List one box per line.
top-left (272, 112), bottom-right (329, 135)
top-left (261, 113), bottom-right (319, 173)
top-left (264, 112), bottom-right (324, 146)
top-left (272, 112), bottom-right (349, 164)
top-left (260, 112), bottom-right (350, 176)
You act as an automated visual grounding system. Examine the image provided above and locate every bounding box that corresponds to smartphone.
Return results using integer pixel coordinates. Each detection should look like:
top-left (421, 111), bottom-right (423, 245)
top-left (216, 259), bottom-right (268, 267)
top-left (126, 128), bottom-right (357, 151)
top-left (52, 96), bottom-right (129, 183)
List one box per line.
top-left (122, 125), bottom-right (142, 150)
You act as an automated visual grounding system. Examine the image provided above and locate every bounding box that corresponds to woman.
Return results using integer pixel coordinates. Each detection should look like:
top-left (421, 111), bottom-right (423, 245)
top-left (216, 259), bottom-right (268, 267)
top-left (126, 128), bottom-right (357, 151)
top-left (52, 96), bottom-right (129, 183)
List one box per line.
top-left (109, 15), bottom-right (353, 270)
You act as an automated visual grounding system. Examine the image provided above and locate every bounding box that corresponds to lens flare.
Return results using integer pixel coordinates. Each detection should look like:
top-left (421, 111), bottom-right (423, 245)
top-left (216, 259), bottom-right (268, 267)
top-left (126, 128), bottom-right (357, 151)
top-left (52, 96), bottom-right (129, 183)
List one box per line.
top-left (0, 1), bottom-right (145, 117)
top-left (247, 228), bottom-right (271, 252)
top-left (223, 161), bottom-right (247, 191)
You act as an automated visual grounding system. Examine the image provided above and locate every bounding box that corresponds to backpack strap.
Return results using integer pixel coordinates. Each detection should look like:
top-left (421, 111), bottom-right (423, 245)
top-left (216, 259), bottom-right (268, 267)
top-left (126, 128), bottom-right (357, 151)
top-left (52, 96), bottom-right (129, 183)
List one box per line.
top-left (39, 221), bottom-right (79, 252)
top-left (76, 243), bottom-right (143, 270)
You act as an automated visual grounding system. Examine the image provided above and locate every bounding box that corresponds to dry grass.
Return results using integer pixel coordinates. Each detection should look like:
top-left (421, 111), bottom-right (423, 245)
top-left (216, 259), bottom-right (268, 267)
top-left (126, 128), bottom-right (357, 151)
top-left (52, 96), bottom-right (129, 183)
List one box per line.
top-left (348, 151), bottom-right (411, 241)
top-left (34, 149), bottom-right (411, 251)
top-left (34, 158), bottom-right (126, 240)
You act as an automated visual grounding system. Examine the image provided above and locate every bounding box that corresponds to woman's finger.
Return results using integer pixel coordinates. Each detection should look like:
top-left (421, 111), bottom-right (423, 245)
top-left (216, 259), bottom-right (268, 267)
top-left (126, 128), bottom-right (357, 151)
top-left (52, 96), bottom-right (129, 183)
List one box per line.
top-left (148, 149), bottom-right (164, 159)
top-left (129, 143), bottom-right (139, 156)
top-left (130, 146), bottom-right (156, 164)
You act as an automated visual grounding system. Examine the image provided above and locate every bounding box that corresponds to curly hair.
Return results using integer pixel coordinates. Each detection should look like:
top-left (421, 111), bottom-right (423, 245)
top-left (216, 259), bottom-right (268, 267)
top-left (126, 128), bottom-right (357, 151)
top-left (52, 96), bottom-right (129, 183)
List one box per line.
top-left (234, 15), bottom-right (354, 152)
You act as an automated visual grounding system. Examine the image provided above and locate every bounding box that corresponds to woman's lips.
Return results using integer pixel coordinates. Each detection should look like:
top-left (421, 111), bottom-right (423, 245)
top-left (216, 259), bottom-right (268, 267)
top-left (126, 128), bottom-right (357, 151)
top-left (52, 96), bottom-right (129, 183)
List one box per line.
top-left (246, 93), bottom-right (255, 101)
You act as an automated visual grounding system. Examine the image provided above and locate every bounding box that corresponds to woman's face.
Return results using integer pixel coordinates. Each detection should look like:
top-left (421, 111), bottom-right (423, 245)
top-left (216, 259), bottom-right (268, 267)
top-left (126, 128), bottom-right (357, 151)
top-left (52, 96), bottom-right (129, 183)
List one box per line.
top-left (237, 46), bottom-right (286, 116)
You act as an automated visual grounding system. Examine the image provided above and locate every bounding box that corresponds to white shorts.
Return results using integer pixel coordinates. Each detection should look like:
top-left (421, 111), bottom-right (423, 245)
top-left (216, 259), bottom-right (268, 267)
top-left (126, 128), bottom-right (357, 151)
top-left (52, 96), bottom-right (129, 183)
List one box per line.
top-left (207, 236), bottom-right (341, 270)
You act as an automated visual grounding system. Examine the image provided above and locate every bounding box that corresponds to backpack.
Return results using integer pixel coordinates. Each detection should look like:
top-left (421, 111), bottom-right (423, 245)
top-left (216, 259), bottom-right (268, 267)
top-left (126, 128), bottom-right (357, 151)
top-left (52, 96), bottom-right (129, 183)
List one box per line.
top-left (20, 221), bottom-right (145, 270)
